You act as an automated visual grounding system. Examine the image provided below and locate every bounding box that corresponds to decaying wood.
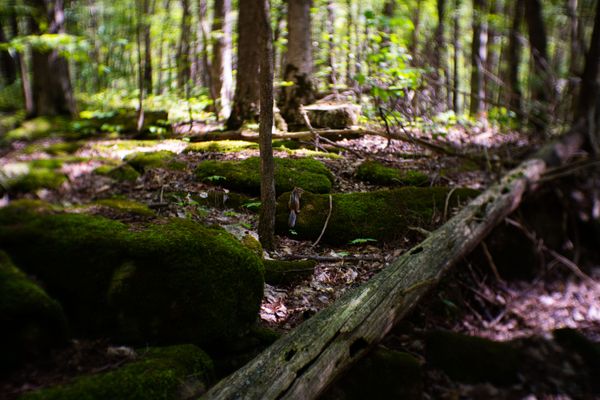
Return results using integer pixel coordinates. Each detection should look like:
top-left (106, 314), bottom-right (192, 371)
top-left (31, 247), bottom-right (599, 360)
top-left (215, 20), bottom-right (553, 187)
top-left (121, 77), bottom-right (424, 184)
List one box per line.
top-left (203, 127), bottom-right (587, 400)
top-left (204, 162), bottom-right (545, 399)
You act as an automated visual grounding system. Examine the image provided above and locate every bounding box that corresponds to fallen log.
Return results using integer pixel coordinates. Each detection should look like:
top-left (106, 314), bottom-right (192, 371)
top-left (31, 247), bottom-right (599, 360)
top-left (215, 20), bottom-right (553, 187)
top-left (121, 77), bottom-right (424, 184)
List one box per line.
top-left (203, 128), bottom-right (586, 400)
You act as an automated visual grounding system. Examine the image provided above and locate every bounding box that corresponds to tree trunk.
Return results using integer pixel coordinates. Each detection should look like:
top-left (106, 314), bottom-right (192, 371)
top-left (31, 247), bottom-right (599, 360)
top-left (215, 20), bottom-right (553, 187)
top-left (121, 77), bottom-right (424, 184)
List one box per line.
top-left (435, 0), bottom-right (448, 108)
top-left (156, 0), bottom-right (170, 94)
top-left (142, 0), bottom-right (154, 94)
top-left (0, 17), bottom-right (17, 85)
top-left (226, 0), bottom-right (261, 130)
top-left (177, 0), bottom-right (191, 92)
top-left (257, 0), bottom-right (276, 251)
top-left (506, 0), bottom-right (523, 117)
top-left (28, 0), bottom-right (76, 117)
top-left (524, 0), bottom-right (550, 134)
top-left (211, 0), bottom-right (233, 119)
top-left (280, 0), bottom-right (315, 125)
top-left (345, 0), bottom-right (354, 86)
top-left (469, 0), bottom-right (487, 117)
top-left (452, 0), bottom-right (461, 113)
top-left (409, 0), bottom-right (422, 63)
top-left (485, 0), bottom-right (500, 107)
top-left (197, 0), bottom-right (212, 89)
top-left (325, 0), bottom-right (336, 88)
top-left (576, 0), bottom-right (600, 153)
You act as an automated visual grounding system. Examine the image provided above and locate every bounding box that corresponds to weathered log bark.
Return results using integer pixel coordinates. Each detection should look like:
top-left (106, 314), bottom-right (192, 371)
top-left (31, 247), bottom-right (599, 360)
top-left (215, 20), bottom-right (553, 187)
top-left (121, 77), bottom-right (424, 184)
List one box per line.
top-left (203, 126), bottom-right (587, 399)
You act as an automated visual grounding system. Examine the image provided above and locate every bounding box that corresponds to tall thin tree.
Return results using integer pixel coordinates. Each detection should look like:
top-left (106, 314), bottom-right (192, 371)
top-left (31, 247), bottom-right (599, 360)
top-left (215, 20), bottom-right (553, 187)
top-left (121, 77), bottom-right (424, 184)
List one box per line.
top-left (469, 0), bottom-right (487, 117)
top-left (258, 0), bottom-right (276, 250)
top-left (211, 0), bottom-right (233, 119)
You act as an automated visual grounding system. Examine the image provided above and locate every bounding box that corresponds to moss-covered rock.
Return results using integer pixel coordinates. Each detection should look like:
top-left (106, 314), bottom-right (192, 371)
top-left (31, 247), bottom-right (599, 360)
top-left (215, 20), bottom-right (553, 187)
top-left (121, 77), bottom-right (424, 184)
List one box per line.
top-left (241, 235), bottom-right (263, 258)
top-left (263, 259), bottom-right (316, 285)
top-left (426, 330), bottom-right (521, 385)
top-left (20, 344), bottom-right (214, 400)
top-left (80, 109), bottom-right (171, 135)
top-left (553, 328), bottom-right (600, 389)
top-left (5, 117), bottom-right (68, 142)
top-left (125, 150), bottom-right (185, 172)
top-left (0, 203), bottom-right (264, 345)
top-left (356, 160), bottom-right (429, 186)
top-left (94, 199), bottom-right (155, 217)
top-left (23, 141), bottom-right (83, 156)
top-left (322, 347), bottom-right (422, 400)
top-left (94, 163), bottom-right (141, 182)
top-left (275, 187), bottom-right (479, 244)
top-left (184, 140), bottom-right (258, 153)
top-left (0, 162), bottom-right (67, 193)
top-left (195, 157), bottom-right (334, 195)
top-left (190, 190), bottom-right (257, 211)
top-left (0, 251), bottom-right (68, 371)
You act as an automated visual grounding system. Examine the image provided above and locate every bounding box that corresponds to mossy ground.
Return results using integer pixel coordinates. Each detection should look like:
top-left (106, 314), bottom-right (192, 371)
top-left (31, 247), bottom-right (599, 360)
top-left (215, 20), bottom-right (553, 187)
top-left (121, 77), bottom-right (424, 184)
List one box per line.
top-left (20, 344), bottom-right (214, 400)
top-left (356, 160), bottom-right (429, 186)
top-left (0, 251), bottom-right (68, 371)
top-left (0, 161), bottom-right (67, 193)
top-left (184, 140), bottom-right (258, 153)
top-left (0, 202), bottom-right (264, 345)
top-left (195, 157), bottom-right (334, 195)
top-left (125, 150), bottom-right (185, 172)
top-left (94, 163), bottom-right (141, 182)
top-left (275, 187), bottom-right (479, 245)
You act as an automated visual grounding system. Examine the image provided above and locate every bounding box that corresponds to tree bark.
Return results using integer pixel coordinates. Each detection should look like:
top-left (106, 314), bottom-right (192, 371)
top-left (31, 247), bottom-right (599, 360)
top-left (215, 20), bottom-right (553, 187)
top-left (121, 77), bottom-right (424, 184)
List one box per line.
top-left (325, 0), bottom-right (336, 88)
top-left (576, 0), bottom-right (600, 153)
top-left (257, 0), bottom-right (276, 251)
top-left (280, 0), bottom-right (315, 124)
top-left (524, 0), bottom-right (550, 134)
top-left (0, 17), bottom-right (17, 85)
top-left (28, 0), bottom-right (76, 117)
top-left (409, 0), bottom-right (422, 63)
top-left (177, 0), bottom-right (191, 92)
top-left (211, 0), bottom-right (233, 119)
top-left (435, 0), bottom-right (448, 108)
top-left (452, 0), bottom-right (461, 113)
top-left (226, 0), bottom-right (260, 130)
top-left (469, 0), bottom-right (487, 117)
top-left (506, 0), bottom-right (523, 117)
top-left (142, 0), bottom-right (154, 94)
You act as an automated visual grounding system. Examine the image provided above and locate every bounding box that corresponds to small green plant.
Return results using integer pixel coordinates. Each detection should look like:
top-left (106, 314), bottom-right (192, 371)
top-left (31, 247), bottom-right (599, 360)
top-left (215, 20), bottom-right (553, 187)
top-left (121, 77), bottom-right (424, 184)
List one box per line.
top-left (242, 201), bottom-right (261, 210)
top-left (206, 175), bottom-right (227, 182)
top-left (224, 211), bottom-right (238, 217)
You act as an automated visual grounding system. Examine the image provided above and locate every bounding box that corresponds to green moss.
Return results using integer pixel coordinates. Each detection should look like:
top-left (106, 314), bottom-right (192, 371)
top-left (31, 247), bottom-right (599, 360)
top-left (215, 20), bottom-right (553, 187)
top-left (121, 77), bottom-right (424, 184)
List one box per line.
top-left (94, 164), bottom-right (141, 182)
top-left (275, 187), bottom-right (479, 245)
top-left (92, 139), bottom-right (162, 152)
top-left (241, 235), bottom-right (263, 258)
top-left (23, 141), bottom-right (83, 156)
top-left (184, 140), bottom-right (258, 153)
top-left (0, 251), bottom-right (68, 371)
top-left (21, 344), bottom-right (214, 400)
top-left (426, 330), bottom-right (521, 385)
top-left (323, 347), bottom-right (422, 400)
top-left (1, 165), bottom-right (67, 193)
top-left (5, 117), bottom-right (68, 142)
top-left (125, 151), bottom-right (185, 172)
top-left (272, 140), bottom-right (302, 150)
top-left (356, 160), bottom-right (429, 186)
top-left (195, 157), bottom-right (334, 195)
top-left (0, 205), bottom-right (265, 344)
top-left (94, 199), bottom-right (155, 217)
top-left (263, 259), bottom-right (316, 285)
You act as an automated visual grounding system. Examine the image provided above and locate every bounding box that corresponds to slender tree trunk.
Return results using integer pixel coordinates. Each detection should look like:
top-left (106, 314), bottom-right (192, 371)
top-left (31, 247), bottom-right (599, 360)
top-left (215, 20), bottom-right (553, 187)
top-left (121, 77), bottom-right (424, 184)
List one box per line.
top-left (524, 0), bottom-right (550, 133)
top-left (197, 0), bottom-right (212, 89)
top-left (211, 0), bottom-right (233, 119)
top-left (156, 0), bottom-right (170, 94)
top-left (435, 0), bottom-right (448, 108)
top-left (136, 0), bottom-right (146, 132)
top-left (381, 0), bottom-right (396, 48)
top-left (576, 0), bottom-right (600, 145)
top-left (506, 0), bottom-right (524, 118)
top-left (409, 0), bottom-right (422, 63)
top-left (485, 0), bottom-right (500, 107)
top-left (469, 0), bottom-right (487, 117)
top-left (0, 17), bottom-right (17, 84)
top-left (280, 0), bottom-right (315, 124)
top-left (345, 0), bottom-right (354, 85)
top-left (226, 0), bottom-right (261, 129)
top-left (272, 2), bottom-right (285, 80)
top-left (452, 0), bottom-right (461, 113)
top-left (28, 0), bottom-right (76, 117)
top-left (177, 0), bottom-right (191, 92)
top-left (258, 0), bottom-right (276, 250)
top-left (142, 0), bottom-right (154, 94)
top-left (326, 0), bottom-right (336, 88)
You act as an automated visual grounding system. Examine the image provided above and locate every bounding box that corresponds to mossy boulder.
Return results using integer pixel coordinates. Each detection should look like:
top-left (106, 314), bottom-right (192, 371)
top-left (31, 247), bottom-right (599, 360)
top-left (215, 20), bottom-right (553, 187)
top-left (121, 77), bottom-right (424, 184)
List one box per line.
top-left (195, 157), bottom-right (334, 196)
top-left (0, 251), bottom-right (68, 371)
top-left (190, 190), bottom-right (257, 211)
top-left (356, 160), bottom-right (429, 186)
top-left (275, 187), bottom-right (479, 245)
top-left (5, 117), bottom-right (68, 142)
top-left (80, 109), bottom-right (171, 135)
top-left (426, 330), bottom-right (521, 385)
top-left (263, 259), bottom-right (316, 285)
top-left (94, 199), bottom-right (155, 217)
top-left (322, 347), bottom-right (422, 400)
top-left (125, 150), bottom-right (184, 172)
top-left (0, 162), bottom-right (67, 193)
top-left (184, 140), bottom-right (258, 153)
top-left (94, 163), bottom-right (141, 182)
top-left (0, 202), bottom-right (264, 345)
top-left (21, 344), bottom-right (214, 400)
top-left (23, 141), bottom-right (83, 156)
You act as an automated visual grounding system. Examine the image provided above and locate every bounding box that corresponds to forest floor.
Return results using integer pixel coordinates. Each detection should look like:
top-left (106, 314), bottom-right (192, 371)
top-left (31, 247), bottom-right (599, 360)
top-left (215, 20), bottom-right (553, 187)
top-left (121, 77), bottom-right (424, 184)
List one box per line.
top-left (1, 119), bottom-right (599, 399)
